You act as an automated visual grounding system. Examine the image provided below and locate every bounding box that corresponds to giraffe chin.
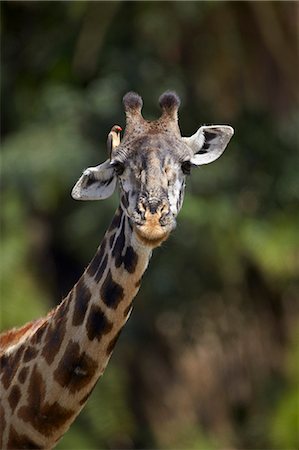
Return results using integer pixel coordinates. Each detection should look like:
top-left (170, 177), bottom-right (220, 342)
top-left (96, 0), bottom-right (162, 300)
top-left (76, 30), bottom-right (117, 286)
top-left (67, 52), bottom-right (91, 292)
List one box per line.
top-left (134, 224), bottom-right (170, 247)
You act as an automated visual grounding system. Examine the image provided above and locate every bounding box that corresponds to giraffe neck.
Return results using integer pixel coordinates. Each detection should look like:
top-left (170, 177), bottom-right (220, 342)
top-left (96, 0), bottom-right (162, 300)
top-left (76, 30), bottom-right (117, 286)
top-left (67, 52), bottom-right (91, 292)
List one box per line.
top-left (0, 207), bottom-right (152, 449)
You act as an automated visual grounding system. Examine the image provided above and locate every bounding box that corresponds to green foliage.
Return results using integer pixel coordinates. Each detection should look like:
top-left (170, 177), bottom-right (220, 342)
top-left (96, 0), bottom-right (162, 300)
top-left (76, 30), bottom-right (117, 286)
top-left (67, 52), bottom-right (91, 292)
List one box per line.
top-left (1, 193), bottom-right (48, 328)
top-left (270, 328), bottom-right (299, 449)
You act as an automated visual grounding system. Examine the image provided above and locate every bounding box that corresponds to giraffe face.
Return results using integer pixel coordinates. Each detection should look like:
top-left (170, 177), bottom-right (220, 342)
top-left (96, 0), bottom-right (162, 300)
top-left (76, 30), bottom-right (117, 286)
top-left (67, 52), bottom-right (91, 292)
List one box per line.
top-left (112, 134), bottom-right (192, 245)
top-left (72, 91), bottom-right (234, 246)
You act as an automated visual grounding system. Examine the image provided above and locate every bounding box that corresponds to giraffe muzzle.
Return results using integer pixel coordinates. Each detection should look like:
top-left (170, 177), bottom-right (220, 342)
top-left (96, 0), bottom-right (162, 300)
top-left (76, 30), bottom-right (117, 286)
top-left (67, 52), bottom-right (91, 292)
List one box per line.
top-left (132, 197), bottom-right (176, 246)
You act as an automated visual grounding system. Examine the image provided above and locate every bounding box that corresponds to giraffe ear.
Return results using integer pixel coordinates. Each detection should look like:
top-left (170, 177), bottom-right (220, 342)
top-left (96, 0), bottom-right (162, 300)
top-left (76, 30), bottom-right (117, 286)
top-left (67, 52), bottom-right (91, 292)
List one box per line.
top-left (183, 125), bottom-right (234, 165)
top-left (71, 160), bottom-right (117, 200)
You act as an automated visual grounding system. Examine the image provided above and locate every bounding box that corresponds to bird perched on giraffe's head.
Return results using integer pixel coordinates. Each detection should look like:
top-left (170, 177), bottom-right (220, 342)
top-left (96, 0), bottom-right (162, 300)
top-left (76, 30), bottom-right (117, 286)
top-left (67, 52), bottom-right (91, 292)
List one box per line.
top-left (107, 125), bottom-right (122, 157)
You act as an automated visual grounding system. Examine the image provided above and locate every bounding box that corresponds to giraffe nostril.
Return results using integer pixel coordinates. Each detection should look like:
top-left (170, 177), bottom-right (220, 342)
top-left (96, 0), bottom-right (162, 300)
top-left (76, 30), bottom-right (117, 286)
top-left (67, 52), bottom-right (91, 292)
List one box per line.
top-left (160, 203), bottom-right (168, 215)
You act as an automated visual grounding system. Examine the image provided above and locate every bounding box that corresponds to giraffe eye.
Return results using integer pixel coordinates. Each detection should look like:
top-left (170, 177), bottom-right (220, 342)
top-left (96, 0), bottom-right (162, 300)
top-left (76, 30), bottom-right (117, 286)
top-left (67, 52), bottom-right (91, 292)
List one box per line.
top-left (181, 161), bottom-right (192, 175)
top-left (111, 161), bottom-right (125, 176)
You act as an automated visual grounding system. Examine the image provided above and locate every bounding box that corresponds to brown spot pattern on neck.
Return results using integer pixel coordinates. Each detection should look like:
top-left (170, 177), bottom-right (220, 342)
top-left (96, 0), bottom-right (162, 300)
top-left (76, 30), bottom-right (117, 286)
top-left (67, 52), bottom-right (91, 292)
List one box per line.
top-left (72, 280), bottom-right (91, 327)
top-left (100, 270), bottom-right (124, 309)
top-left (86, 305), bottom-right (113, 341)
top-left (7, 426), bottom-right (42, 449)
top-left (53, 340), bottom-right (98, 394)
top-left (17, 365), bottom-right (74, 437)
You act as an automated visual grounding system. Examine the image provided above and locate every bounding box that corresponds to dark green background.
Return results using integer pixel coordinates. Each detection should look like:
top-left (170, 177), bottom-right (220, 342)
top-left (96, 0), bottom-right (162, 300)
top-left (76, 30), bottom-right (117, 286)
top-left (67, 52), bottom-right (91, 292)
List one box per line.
top-left (1, 2), bottom-right (298, 449)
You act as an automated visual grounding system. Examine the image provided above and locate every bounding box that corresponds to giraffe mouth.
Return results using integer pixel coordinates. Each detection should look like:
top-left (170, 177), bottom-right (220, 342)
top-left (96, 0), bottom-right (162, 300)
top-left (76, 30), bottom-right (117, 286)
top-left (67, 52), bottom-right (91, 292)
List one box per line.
top-left (134, 225), bottom-right (170, 247)
top-left (133, 215), bottom-right (175, 247)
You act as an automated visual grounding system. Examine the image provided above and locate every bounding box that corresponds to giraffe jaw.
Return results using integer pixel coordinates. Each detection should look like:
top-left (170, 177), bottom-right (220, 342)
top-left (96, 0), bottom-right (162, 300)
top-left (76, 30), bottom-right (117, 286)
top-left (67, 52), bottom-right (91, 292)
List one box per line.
top-left (134, 227), bottom-right (170, 247)
top-left (133, 218), bottom-right (175, 247)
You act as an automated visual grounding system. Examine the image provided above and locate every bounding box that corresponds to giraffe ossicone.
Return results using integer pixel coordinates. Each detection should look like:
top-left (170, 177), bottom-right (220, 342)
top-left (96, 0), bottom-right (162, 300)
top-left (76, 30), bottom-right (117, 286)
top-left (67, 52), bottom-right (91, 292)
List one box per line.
top-left (0, 91), bottom-right (234, 449)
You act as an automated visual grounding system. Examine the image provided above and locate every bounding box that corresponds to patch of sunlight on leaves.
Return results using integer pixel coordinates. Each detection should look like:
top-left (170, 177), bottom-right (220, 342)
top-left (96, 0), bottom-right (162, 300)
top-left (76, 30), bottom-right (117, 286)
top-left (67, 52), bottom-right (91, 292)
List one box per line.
top-left (1, 192), bottom-right (27, 275)
top-left (240, 215), bottom-right (299, 278)
top-left (62, 196), bottom-right (118, 261)
top-left (1, 270), bottom-right (48, 331)
top-left (181, 194), bottom-right (236, 229)
top-left (188, 151), bottom-right (238, 193)
top-left (2, 122), bottom-right (91, 212)
top-left (1, 195), bottom-right (48, 330)
top-left (270, 326), bottom-right (299, 449)
top-left (163, 424), bottom-right (220, 450)
top-left (87, 75), bottom-right (126, 117)
top-left (83, 361), bottom-right (135, 444)
top-left (37, 84), bottom-right (84, 123)
top-left (67, 1), bottom-right (88, 21)
top-left (56, 424), bottom-right (96, 450)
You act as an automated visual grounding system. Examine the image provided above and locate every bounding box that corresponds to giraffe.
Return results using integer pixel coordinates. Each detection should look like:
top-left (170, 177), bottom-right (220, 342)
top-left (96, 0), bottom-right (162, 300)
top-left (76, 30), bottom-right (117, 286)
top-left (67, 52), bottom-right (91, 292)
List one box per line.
top-left (0, 91), bottom-right (234, 449)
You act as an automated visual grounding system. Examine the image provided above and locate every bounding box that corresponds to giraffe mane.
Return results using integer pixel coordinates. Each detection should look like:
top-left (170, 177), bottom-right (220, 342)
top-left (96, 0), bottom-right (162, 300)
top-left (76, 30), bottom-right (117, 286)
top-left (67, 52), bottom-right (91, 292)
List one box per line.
top-left (0, 310), bottom-right (57, 355)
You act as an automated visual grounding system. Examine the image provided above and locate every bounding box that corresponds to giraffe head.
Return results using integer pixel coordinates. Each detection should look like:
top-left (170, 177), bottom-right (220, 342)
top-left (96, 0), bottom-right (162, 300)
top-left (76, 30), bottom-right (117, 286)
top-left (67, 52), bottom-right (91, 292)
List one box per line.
top-left (72, 91), bottom-right (234, 246)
